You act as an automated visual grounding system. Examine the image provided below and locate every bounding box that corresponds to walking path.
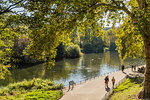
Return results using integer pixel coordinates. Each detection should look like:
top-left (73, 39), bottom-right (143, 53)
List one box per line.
top-left (60, 66), bottom-right (145, 100)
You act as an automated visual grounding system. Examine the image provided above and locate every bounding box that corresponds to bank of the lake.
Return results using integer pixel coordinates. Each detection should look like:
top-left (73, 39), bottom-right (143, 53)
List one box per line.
top-left (0, 52), bottom-right (145, 87)
top-left (0, 78), bottom-right (63, 100)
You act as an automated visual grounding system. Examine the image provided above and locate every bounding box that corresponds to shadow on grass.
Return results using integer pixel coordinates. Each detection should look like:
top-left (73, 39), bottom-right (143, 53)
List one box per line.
top-left (129, 77), bottom-right (144, 84)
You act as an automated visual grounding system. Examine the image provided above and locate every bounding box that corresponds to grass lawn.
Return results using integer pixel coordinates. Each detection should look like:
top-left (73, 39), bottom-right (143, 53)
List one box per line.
top-left (110, 77), bottom-right (143, 100)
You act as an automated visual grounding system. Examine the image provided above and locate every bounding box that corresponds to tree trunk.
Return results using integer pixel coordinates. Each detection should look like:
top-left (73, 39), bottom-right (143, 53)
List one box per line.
top-left (138, 35), bottom-right (150, 99)
top-left (137, 0), bottom-right (150, 98)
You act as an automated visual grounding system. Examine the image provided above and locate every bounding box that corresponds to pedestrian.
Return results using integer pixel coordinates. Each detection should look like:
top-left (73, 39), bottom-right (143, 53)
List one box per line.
top-left (112, 76), bottom-right (115, 88)
top-left (131, 65), bottom-right (134, 71)
top-left (104, 75), bottom-right (109, 88)
top-left (134, 64), bottom-right (136, 71)
top-left (121, 65), bottom-right (125, 72)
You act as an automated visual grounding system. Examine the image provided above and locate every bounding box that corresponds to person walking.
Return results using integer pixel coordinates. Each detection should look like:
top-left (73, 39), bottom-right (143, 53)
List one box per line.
top-left (112, 76), bottom-right (115, 88)
top-left (131, 65), bottom-right (134, 71)
top-left (121, 65), bottom-right (125, 72)
top-left (104, 75), bottom-right (109, 88)
top-left (134, 64), bottom-right (136, 71)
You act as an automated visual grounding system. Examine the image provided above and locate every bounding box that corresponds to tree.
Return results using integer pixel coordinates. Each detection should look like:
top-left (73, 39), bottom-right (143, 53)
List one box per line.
top-left (0, 0), bottom-right (150, 98)
top-left (103, 28), bottom-right (117, 49)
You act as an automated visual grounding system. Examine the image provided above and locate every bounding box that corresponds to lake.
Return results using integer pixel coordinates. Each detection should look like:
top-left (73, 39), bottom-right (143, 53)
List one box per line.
top-left (0, 52), bottom-right (145, 87)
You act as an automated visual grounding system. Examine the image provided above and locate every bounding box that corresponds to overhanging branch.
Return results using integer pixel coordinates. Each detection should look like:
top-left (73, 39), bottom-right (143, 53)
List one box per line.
top-left (95, 2), bottom-right (134, 19)
top-left (0, 0), bottom-right (26, 15)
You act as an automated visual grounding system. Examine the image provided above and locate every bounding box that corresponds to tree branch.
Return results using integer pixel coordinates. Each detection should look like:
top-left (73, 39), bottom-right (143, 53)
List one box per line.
top-left (95, 2), bottom-right (134, 19)
top-left (136, 0), bottom-right (140, 8)
top-left (0, 0), bottom-right (26, 15)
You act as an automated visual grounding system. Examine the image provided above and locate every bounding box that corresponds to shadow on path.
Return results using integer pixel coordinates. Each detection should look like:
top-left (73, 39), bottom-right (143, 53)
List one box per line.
top-left (122, 71), bottom-right (127, 74)
top-left (105, 87), bottom-right (110, 92)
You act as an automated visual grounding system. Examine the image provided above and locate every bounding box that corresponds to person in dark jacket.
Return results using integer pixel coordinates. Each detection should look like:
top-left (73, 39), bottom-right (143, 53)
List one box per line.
top-left (104, 75), bottom-right (109, 88)
top-left (121, 65), bottom-right (125, 72)
top-left (131, 65), bottom-right (134, 71)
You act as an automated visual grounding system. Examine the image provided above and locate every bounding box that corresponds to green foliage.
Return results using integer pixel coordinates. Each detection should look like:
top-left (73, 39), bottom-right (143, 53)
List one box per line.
top-left (55, 43), bottom-right (82, 60)
top-left (0, 14), bottom-right (31, 66)
top-left (0, 0), bottom-right (149, 59)
top-left (25, 90), bottom-right (62, 100)
top-left (1, 0), bottom-right (148, 63)
top-left (65, 43), bottom-right (82, 58)
top-left (0, 78), bottom-right (64, 99)
top-left (0, 64), bottom-right (11, 79)
top-left (103, 28), bottom-right (117, 48)
top-left (115, 19), bottom-right (144, 59)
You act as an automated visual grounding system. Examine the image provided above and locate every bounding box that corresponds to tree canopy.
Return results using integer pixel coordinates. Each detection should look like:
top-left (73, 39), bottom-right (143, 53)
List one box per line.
top-left (0, 0), bottom-right (150, 98)
top-left (0, 0), bottom-right (148, 62)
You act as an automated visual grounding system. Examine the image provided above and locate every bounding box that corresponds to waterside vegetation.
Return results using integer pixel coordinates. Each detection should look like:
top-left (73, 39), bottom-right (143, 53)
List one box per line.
top-left (0, 78), bottom-right (63, 100)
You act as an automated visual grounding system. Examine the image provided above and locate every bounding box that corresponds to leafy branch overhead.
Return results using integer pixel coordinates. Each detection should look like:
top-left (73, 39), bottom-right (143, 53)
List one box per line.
top-left (0, 0), bottom-right (149, 62)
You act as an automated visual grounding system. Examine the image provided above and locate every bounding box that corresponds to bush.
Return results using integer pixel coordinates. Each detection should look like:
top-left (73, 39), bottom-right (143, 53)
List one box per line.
top-left (65, 43), bottom-right (82, 58)
top-left (55, 43), bottom-right (82, 60)
top-left (0, 78), bottom-right (64, 100)
top-left (83, 43), bottom-right (95, 54)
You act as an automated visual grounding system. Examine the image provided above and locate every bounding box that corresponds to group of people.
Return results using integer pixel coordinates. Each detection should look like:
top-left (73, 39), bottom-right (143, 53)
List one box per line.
top-left (104, 64), bottom-right (138, 90)
top-left (104, 76), bottom-right (115, 88)
top-left (131, 64), bottom-right (136, 71)
top-left (122, 64), bottom-right (137, 72)
top-left (104, 65), bottom-right (125, 89)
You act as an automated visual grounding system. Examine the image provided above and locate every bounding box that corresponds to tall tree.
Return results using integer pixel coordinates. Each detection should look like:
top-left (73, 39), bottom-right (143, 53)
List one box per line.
top-left (0, 0), bottom-right (150, 98)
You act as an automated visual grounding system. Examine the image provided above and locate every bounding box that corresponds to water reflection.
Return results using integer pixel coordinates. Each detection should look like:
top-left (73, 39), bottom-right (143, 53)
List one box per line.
top-left (0, 52), bottom-right (145, 87)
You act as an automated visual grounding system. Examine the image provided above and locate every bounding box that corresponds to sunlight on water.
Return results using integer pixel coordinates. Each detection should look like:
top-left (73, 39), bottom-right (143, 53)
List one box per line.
top-left (0, 52), bottom-right (145, 87)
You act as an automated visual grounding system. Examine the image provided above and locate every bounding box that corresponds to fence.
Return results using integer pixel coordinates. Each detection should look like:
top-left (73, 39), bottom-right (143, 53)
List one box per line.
top-left (64, 69), bottom-right (119, 87)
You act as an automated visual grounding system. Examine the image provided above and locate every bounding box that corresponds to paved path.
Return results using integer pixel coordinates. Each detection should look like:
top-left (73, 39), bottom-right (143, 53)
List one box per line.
top-left (60, 66), bottom-right (145, 100)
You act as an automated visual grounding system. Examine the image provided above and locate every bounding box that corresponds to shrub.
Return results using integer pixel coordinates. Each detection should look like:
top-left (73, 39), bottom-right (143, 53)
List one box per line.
top-left (55, 43), bottom-right (82, 60)
top-left (65, 43), bottom-right (82, 58)
top-left (0, 78), bottom-right (64, 100)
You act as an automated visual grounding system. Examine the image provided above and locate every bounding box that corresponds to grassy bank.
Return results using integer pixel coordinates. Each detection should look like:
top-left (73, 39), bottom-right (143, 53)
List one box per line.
top-left (110, 77), bottom-right (143, 100)
top-left (0, 78), bottom-right (63, 100)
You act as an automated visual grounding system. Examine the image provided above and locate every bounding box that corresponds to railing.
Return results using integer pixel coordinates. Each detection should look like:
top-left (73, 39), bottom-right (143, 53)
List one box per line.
top-left (64, 69), bottom-right (119, 88)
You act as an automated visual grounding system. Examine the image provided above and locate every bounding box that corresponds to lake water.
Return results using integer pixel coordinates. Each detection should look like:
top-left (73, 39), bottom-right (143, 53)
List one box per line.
top-left (0, 52), bottom-right (145, 87)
